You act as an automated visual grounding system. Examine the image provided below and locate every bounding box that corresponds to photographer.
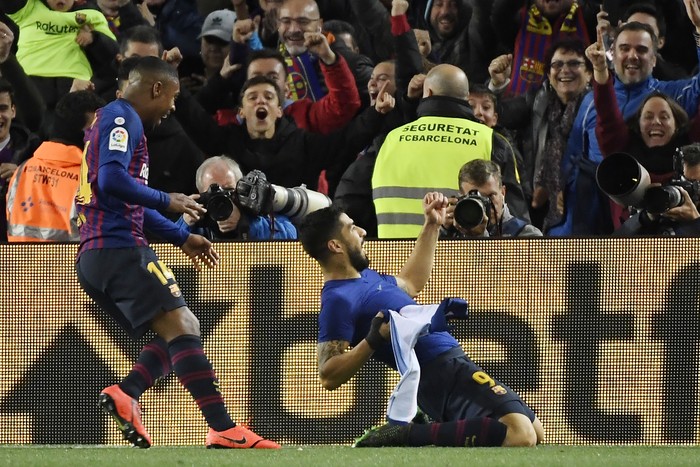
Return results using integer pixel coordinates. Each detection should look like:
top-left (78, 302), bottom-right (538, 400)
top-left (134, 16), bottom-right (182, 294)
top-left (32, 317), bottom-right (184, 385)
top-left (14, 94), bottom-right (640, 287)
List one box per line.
top-left (615, 143), bottom-right (700, 237)
top-left (442, 160), bottom-right (542, 238)
top-left (179, 156), bottom-right (297, 241)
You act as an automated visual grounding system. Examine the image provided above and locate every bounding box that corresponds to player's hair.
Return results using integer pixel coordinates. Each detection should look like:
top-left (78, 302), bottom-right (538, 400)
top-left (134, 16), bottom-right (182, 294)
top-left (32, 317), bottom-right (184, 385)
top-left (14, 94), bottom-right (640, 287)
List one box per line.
top-left (119, 25), bottom-right (164, 56)
top-left (298, 205), bottom-right (345, 264)
top-left (130, 56), bottom-right (179, 83)
top-left (117, 56), bottom-right (141, 82)
top-left (239, 75), bottom-right (284, 107)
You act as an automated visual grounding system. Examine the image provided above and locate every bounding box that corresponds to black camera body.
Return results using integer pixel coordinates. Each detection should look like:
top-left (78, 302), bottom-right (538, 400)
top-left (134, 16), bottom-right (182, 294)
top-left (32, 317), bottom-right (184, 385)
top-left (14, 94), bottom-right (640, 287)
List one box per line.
top-left (597, 150), bottom-right (700, 215)
top-left (642, 148), bottom-right (700, 215)
top-left (453, 190), bottom-right (494, 229)
top-left (234, 169), bottom-right (273, 216)
top-left (198, 184), bottom-right (236, 221)
top-left (198, 170), bottom-right (273, 221)
top-left (643, 179), bottom-right (700, 214)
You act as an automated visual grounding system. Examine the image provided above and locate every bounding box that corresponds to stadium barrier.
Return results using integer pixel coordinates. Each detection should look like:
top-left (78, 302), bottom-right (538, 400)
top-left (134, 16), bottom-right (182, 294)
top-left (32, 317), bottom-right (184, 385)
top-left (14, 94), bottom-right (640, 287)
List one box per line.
top-left (0, 239), bottom-right (699, 446)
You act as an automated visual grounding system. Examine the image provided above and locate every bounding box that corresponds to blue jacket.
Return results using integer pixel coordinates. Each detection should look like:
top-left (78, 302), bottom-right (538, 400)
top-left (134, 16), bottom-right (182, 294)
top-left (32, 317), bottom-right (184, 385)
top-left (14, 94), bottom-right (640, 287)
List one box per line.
top-left (176, 214), bottom-right (297, 241)
top-left (550, 47), bottom-right (700, 236)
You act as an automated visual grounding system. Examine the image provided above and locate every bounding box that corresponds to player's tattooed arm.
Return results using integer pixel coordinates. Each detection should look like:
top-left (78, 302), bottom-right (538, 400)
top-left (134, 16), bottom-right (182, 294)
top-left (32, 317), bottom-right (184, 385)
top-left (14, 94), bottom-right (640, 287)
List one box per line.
top-left (395, 276), bottom-right (412, 296)
top-left (317, 339), bottom-right (373, 391)
top-left (317, 340), bottom-right (349, 369)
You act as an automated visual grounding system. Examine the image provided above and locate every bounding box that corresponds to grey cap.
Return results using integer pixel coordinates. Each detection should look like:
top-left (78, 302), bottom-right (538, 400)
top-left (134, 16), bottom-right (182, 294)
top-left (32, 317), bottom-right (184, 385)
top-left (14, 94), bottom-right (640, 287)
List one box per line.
top-left (198, 9), bottom-right (236, 42)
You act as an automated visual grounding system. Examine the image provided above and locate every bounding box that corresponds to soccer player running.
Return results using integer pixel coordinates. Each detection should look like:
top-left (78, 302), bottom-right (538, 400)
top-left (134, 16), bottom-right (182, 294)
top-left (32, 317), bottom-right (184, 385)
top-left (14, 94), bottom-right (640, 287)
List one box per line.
top-left (75, 56), bottom-right (279, 449)
top-left (297, 192), bottom-right (544, 447)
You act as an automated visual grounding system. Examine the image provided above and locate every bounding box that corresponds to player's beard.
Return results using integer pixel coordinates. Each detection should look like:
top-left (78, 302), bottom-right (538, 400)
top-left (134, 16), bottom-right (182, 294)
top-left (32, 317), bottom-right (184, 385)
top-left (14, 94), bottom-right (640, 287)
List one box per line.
top-left (348, 243), bottom-right (370, 273)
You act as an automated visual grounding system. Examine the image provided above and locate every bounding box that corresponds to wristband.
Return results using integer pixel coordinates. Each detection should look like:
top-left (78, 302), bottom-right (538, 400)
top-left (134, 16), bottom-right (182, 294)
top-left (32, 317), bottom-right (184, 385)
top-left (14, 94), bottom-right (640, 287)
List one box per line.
top-left (365, 314), bottom-right (386, 350)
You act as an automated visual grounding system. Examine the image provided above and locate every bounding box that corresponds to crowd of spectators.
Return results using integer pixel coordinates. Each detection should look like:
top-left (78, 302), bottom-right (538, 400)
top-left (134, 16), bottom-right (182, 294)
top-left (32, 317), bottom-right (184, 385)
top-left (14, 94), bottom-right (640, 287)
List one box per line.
top-left (3, 0), bottom-right (700, 241)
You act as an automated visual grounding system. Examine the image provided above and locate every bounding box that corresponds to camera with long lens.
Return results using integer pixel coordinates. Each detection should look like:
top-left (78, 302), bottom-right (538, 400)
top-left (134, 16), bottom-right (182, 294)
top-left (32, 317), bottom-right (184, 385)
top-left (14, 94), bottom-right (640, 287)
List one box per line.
top-left (453, 189), bottom-right (494, 229)
top-left (596, 151), bottom-right (700, 215)
top-left (643, 147), bottom-right (700, 214)
top-left (198, 169), bottom-right (331, 222)
top-left (643, 180), bottom-right (700, 214)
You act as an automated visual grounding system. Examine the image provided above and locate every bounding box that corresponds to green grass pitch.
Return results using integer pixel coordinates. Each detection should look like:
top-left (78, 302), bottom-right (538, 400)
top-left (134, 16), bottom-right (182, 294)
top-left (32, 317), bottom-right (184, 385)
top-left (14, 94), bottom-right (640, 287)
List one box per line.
top-left (1, 445), bottom-right (699, 467)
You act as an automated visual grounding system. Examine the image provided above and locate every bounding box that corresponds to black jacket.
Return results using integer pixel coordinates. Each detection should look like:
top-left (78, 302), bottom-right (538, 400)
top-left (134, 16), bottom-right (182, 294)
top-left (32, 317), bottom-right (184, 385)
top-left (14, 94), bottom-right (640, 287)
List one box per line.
top-left (144, 117), bottom-right (204, 197)
top-left (427, 0), bottom-right (496, 84)
top-left (174, 91), bottom-right (388, 190)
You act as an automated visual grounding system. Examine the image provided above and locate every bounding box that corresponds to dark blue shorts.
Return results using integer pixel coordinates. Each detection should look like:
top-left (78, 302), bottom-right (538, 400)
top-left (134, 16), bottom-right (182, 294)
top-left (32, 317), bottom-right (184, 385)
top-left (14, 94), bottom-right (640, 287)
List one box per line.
top-left (418, 347), bottom-right (536, 422)
top-left (76, 247), bottom-right (187, 339)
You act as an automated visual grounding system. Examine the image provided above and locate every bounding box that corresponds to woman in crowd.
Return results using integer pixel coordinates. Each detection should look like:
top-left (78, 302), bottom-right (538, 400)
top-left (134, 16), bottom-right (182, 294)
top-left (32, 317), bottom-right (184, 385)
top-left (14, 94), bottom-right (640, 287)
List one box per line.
top-left (489, 37), bottom-right (593, 232)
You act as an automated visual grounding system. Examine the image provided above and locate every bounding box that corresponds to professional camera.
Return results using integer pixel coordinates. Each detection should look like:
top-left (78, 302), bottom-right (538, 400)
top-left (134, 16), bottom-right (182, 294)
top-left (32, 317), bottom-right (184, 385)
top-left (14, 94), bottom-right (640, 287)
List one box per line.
top-left (453, 189), bottom-right (494, 229)
top-left (198, 169), bottom-right (331, 221)
top-left (643, 180), bottom-right (700, 214)
top-left (198, 183), bottom-right (238, 221)
top-left (596, 151), bottom-right (700, 215)
top-left (234, 169), bottom-right (275, 216)
top-left (643, 148), bottom-right (700, 214)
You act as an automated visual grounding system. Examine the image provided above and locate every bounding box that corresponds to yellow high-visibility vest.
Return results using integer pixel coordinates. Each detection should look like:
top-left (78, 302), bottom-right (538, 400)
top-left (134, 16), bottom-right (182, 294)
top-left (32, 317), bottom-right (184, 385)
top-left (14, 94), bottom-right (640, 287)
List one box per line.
top-left (372, 115), bottom-right (493, 238)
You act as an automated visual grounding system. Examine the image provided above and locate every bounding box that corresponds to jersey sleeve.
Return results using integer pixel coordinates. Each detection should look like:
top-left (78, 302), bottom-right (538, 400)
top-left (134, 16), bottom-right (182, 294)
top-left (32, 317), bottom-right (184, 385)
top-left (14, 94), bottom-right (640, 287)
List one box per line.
top-left (318, 290), bottom-right (356, 343)
top-left (97, 105), bottom-right (142, 170)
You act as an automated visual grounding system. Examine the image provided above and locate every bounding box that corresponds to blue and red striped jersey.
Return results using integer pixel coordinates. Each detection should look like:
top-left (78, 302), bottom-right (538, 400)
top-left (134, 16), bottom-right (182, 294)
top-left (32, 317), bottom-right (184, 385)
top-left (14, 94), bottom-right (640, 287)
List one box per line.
top-left (76, 99), bottom-right (152, 255)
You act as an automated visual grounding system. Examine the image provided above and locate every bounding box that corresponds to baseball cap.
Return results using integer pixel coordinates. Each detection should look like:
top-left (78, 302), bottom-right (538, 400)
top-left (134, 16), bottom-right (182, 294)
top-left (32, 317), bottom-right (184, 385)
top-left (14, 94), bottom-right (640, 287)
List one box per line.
top-left (198, 9), bottom-right (236, 42)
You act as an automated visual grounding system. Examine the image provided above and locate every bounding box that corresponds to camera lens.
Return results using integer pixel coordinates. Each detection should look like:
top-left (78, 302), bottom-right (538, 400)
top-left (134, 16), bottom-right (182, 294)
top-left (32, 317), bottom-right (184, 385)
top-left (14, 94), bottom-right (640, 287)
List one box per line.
top-left (643, 185), bottom-right (683, 214)
top-left (453, 197), bottom-right (486, 228)
top-left (207, 195), bottom-right (234, 221)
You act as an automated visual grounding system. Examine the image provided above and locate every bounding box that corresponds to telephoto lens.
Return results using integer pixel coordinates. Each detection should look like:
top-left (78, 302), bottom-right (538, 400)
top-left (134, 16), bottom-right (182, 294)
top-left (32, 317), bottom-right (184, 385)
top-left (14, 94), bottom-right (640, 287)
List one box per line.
top-left (643, 185), bottom-right (684, 214)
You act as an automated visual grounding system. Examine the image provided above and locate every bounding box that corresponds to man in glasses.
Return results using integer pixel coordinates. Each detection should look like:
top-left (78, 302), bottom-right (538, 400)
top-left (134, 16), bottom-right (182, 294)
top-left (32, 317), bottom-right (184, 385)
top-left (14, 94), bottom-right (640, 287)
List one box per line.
top-left (279, 0), bottom-right (373, 106)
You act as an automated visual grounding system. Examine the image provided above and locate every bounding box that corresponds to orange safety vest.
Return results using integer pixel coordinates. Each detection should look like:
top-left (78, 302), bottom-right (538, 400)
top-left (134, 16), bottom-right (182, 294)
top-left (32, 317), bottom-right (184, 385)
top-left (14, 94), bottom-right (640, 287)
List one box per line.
top-left (5, 141), bottom-right (82, 242)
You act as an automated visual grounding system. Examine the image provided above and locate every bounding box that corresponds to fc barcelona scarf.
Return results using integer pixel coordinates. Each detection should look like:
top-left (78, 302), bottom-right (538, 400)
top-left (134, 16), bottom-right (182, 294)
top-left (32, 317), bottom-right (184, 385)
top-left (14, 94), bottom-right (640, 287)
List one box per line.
top-left (508, 1), bottom-right (590, 96)
top-left (279, 43), bottom-right (326, 102)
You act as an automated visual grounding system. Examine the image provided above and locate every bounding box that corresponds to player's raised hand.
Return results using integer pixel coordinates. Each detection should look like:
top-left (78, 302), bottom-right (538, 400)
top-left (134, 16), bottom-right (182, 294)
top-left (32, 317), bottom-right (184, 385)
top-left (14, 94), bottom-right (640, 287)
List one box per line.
top-left (181, 234), bottom-right (220, 271)
top-left (423, 191), bottom-right (448, 226)
top-left (375, 81), bottom-right (395, 114)
top-left (167, 193), bottom-right (207, 221)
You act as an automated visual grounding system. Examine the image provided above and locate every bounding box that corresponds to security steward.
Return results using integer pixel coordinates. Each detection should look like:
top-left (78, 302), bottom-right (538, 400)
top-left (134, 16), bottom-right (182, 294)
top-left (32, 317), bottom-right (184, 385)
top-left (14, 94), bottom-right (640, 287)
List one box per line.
top-left (6, 91), bottom-right (105, 242)
top-left (372, 64), bottom-right (526, 238)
